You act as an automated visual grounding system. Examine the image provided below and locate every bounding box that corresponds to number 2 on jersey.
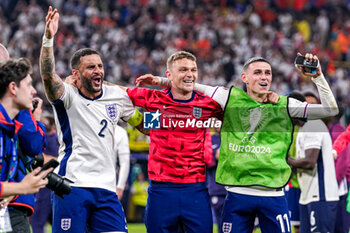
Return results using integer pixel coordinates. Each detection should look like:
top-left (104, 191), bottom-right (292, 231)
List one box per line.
top-left (98, 119), bottom-right (107, 137)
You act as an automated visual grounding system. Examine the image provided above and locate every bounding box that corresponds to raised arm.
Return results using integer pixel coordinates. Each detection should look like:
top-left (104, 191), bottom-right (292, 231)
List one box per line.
top-left (290, 53), bottom-right (338, 119)
top-left (304, 75), bottom-right (338, 119)
top-left (40, 7), bottom-right (64, 102)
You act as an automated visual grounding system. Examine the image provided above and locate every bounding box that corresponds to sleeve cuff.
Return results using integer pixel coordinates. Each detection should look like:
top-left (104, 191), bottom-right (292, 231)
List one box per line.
top-left (311, 73), bottom-right (325, 83)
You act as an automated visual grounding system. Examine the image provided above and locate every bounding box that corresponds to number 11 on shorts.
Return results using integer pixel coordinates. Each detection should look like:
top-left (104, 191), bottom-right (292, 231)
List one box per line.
top-left (276, 213), bottom-right (290, 233)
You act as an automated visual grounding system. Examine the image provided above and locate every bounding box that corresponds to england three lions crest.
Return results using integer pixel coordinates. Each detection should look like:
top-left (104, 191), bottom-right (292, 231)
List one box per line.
top-left (222, 222), bottom-right (232, 233)
top-left (106, 104), bottom-right (118, 121)
top-left (61, 218), bottom-right (71, 230)
top-left (193, 107), bottom-right (202, 119)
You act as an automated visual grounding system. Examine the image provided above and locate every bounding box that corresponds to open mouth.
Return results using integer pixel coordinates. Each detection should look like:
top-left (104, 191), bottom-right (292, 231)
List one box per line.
top-left (92, 75), bottom-right (102, 85)
top-left (183, 80), bottom-right (194, 84)
top-left (259, 82), bottom-right (268, 87)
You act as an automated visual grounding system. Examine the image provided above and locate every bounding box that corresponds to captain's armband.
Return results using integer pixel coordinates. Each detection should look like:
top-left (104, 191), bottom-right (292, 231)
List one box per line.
top-left (127, 109), bottom-right (143, 127)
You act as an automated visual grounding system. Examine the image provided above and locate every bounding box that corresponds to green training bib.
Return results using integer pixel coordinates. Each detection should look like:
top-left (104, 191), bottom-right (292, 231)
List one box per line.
top-left (216, 87), bottom-right (293, 188)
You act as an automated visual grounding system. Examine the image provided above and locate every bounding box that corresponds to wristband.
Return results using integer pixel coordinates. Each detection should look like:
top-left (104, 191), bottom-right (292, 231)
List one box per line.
top-left (42, 36), bottom-right (54, 47)
top-left (127, 108), bottom-right (143, 127)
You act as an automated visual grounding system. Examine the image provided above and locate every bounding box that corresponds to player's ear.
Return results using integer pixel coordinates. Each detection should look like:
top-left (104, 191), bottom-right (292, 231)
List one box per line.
top-left (165, 70), bottom-right (172, 81)
top-left (7, 81), bottom-right (17, 96)
top-left (72, 69), bottom-right (77, 76)
top-left (241, 72), bottom-right (248, 84)
top-left (72, 69), bottom-right (80, 79)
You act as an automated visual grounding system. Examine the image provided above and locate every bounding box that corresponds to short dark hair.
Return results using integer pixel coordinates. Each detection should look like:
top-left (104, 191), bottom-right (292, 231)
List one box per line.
top-left (70, 48), bottom-right (100, 70)
top-left (303, 91), bottom-right (318, 101)
top-left (43, 114), bottom-right (56, 132)
top-left (0, 58), bottom-right (33, 99)
top-left (167, 51), bottom-right (196, 70)
top-left (242, 57), bottom-right (271, 72)
top-left (288, 91), bottom-right (306, 102)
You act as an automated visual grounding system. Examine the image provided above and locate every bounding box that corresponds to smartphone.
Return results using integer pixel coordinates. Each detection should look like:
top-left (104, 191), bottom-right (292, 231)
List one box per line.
top-left (40, 159), bottom-right (59, 172)
top-left (32, 100), bottom-right (38, 113)
top-left (294, 56), bottom-right (318, 74)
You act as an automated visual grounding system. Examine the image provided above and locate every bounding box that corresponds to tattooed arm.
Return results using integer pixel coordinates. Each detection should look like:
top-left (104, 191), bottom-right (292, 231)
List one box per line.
top-left (40, 6), bottom-right (64, 102)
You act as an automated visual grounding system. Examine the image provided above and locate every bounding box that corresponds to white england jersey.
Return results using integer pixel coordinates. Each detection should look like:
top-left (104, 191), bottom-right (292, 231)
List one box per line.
top-left (52, 83), bottom-right (135, 192)
top-left (296, 119), bottom-right (339, 205)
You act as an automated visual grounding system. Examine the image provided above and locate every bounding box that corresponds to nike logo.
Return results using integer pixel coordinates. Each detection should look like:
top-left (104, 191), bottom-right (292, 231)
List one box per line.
top-left (163, 106), bottom-right (170, 109)
top-left (310, 226), bottom-right (317, 232)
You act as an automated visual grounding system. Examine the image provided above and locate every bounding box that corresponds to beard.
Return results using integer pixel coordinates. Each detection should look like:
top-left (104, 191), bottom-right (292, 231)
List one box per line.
top-left (80, 73), bottom-right (103, 93)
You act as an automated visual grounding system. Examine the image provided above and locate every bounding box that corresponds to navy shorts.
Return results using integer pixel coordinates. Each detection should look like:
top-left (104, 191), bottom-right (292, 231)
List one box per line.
top-left (145, 181), bottom-right (212, 233)
top-left (300, 200), bottom-right (337, 233)
top-left (284, 186), bottom-right (301, 225)
top-left (52, 187), bottom-right (127, 233)
top-left (221, 191), bottom-right (291, 233)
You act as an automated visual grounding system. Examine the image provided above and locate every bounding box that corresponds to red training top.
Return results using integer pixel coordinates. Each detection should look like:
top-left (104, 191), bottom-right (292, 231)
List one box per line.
top-left (127, 88), bottom-right (223, 183)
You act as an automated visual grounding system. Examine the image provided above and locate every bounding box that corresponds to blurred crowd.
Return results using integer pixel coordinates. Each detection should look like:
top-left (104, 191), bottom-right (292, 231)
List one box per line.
top-left (0, 0), bottom-right (350, 121)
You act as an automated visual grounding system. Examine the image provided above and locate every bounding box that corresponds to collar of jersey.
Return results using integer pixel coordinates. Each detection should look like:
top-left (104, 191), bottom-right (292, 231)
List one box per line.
top-left (78, 89), bottom-right (103, 101)
top-left (167, 89), bottom-right (195, 103)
